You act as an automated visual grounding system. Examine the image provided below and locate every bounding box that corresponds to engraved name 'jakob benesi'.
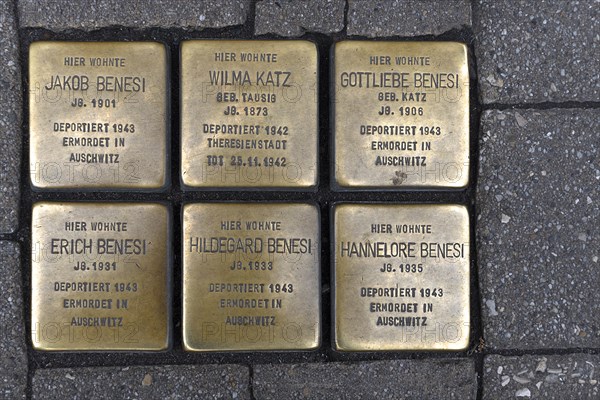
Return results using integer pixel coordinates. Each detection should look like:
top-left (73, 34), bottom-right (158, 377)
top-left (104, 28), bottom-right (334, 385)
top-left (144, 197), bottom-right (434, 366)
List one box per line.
top-left (29, 42), bottom-right (168, 189)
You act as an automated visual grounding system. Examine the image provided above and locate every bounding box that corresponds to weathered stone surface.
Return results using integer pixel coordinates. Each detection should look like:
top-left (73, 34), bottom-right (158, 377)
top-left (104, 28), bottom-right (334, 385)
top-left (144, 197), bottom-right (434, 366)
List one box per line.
top-left (347, 0), bottom-right (471, 37)
top-left (0, 242), bottom-right (26, 399)
top-left (32, 364), bottom-right (250, 399)
top-left (484, 354), bottom-right (600, 399)
top-left (0, 0), bottom-right (21, 233)
top-left (478, 109), bottom-right (600, 350)
top-left (254, 359), bottom-right (476, 399)
top-left (255, 0), bottom-right (344, 36)
top-left (475, 0), bottom-right (599, 103)
top-left (18, 0), bottom-right (250, 29)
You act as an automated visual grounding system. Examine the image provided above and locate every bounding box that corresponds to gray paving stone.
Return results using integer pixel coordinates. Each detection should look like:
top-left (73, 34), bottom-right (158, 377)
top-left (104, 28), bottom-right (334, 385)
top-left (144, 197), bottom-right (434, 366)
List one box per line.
top-left (0, 242), bottom-right (26, 399)
top-left (18, 0), bottom-right (250, 30)
top-left (478, 109), bottom-right (600, 350)
top-left (255, 0), bottom-right (344, 36)
top-left (475, 0), bottom-right (599, 104)
top-left (0, 0), bottom-right (21, 234)
top-left (347, 0), bottom-right (471, 37)
top-left (32, 364), bottom-right (250, 400)
top-left (483, 354), bottom-right (600, 399)
top-left (254, 359), bottom-right (476, 399)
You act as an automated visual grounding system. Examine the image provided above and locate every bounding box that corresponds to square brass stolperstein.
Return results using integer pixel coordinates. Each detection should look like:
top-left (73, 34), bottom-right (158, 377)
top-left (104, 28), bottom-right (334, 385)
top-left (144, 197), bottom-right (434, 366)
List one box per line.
top-left (333, 41), bottom-right (470, 189)
top-left (31, 203), bottom-right (171, 351)
top-left (183, 203), bottom-right (320, 351)
top-left (333, 204), bottom-right (470, 351)
top-left (180, 40), bottom-right (318, 188)
top-left (29, 42), bottom-right (168, 189)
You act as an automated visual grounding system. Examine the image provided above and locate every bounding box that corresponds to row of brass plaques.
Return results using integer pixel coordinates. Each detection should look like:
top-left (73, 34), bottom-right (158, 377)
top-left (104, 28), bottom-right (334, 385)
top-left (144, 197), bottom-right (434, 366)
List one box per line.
top-left (31, 202), bottom-right (469, 351)
top-left (29, 40), bottom-right (471, 352)
top-left (29, 40), bottom-right (469, 189)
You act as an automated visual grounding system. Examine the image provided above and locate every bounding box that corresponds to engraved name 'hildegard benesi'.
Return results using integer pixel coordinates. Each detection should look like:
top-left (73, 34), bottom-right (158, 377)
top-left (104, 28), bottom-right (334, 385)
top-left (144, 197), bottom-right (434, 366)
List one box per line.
top-left (29, 42), bottom-right (168, 189)
top-left (183, 203), bottom-right (320, 351)
top-left (333, 41), bottom-right (470, 189)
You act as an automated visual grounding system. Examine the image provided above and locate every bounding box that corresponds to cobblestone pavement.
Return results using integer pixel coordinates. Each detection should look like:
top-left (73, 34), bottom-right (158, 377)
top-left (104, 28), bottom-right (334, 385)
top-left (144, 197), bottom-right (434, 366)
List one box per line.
top-left (1, 0), bottom-right (598, 398)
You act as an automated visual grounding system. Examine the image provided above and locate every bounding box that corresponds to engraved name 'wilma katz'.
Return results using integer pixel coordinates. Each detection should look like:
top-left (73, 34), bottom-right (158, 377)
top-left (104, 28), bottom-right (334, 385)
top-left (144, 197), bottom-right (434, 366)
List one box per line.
top-left (209, 70), bottom-right (292, 87)
top-left (44, 74), bottom-right (147, 92)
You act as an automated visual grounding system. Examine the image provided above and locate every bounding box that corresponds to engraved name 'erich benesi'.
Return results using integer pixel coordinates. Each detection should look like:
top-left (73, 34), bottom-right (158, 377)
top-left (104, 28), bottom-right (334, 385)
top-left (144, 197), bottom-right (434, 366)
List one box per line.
top-left (31, 202), bottom-right (170, 351)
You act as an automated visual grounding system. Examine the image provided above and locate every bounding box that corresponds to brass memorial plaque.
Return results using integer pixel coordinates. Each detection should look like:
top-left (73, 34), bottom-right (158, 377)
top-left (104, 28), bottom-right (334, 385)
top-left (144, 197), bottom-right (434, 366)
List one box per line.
top-left (183, 203), bottom-right (320, 351)
top-left (31, 202), bottom-right (171, 351)
top-left (333, 41), bottom-right (470, 189)
top-left (180, 40), bottom-right (318, 188)
top-left (333, 204), bottom-right (470, 351)
top-left (29, 42), bottom-right (168, 189)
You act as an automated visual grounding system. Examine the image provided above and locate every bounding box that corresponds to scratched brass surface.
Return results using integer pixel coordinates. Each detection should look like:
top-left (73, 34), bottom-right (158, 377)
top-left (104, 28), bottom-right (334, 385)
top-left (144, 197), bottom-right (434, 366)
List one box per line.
top-left (333, 204), bottom-right (470, 351)
top-left (333, 41), bottom-right (469, 188)
top-left (31, 202), bottom-right (170, 351)
top-left (180, 40), bottom-right (318, 188)
top-left (29, 42), bottom-right (168, 189)
top-left (183, 203), bottom-right (320, 351)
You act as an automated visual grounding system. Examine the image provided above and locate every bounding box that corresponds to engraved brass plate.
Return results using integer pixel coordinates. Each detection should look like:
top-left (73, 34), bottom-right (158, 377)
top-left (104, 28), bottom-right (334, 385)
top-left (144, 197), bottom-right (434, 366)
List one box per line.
top-left (31, 202), bottom-right (171, 351)
top-left (183, 203), bottom-right (320, 351)
top-left (181, 40), bottom-right (318, 188)
top-left (29, 42), bottom-right (168, 189)
top-left (333, 41), bottom-right (469, 188)
top-left (333, 204), bottom-right (470, 351)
